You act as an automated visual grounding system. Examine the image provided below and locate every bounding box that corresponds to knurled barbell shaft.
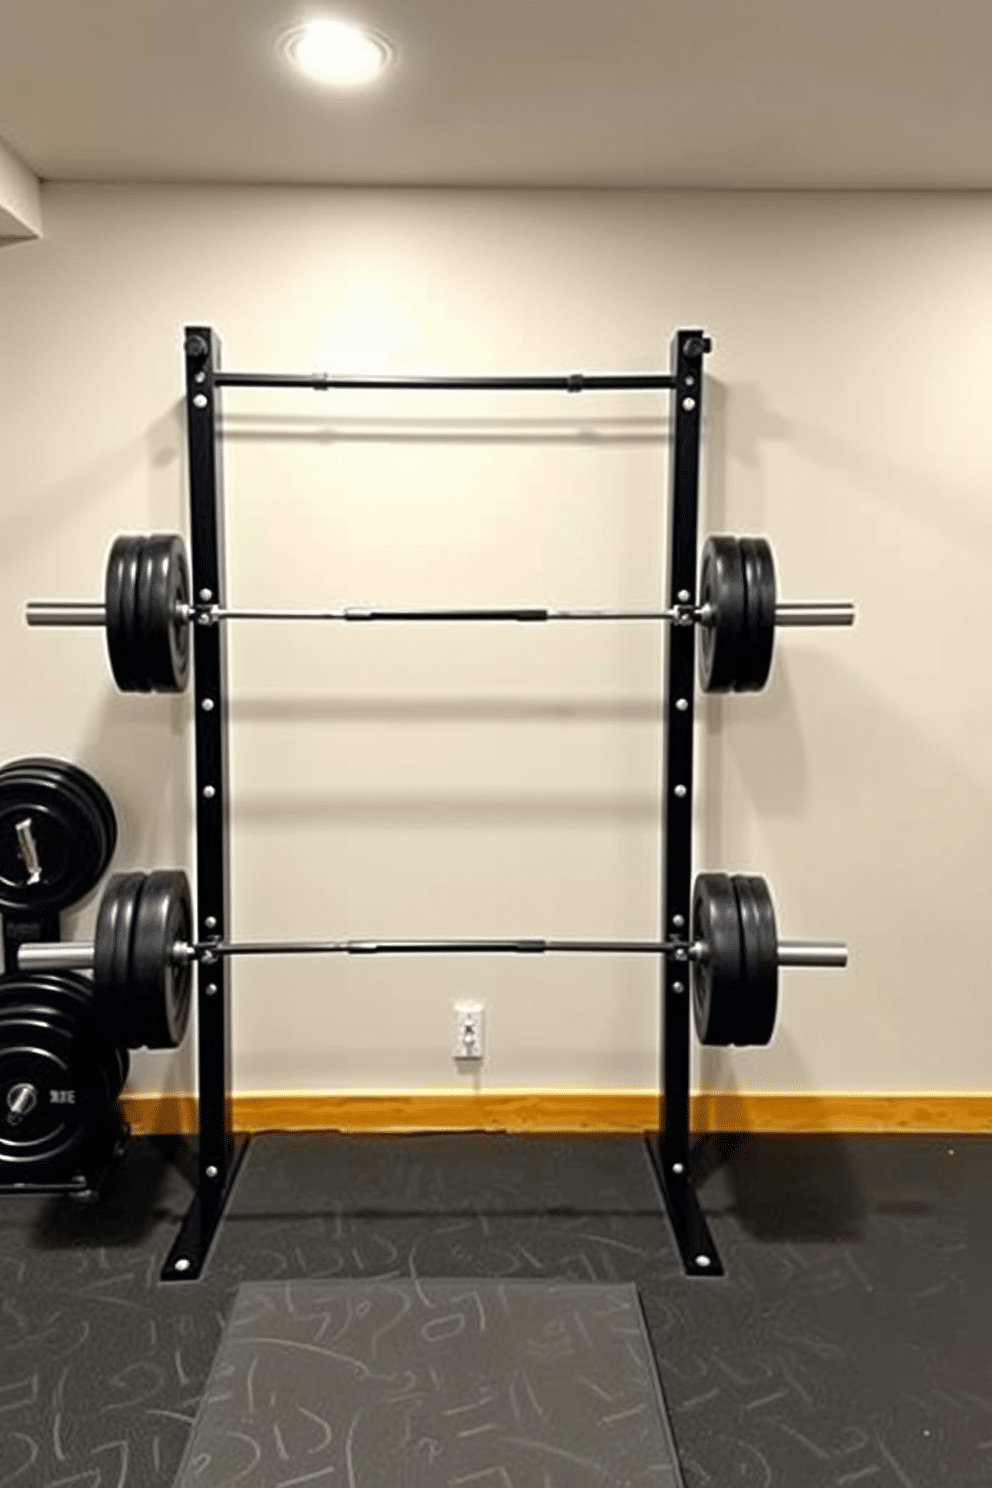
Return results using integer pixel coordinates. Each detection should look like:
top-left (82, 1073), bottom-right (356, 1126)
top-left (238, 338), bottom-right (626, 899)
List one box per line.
top-left (25, 600), bottom-right (855, 627)
top-left (17, 935), bottom-right (847, 972)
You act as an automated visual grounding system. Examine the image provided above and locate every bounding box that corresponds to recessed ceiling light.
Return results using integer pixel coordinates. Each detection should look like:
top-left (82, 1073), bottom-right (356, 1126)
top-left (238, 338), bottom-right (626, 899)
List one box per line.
top-left (281, 18), bottom-right (394, 86)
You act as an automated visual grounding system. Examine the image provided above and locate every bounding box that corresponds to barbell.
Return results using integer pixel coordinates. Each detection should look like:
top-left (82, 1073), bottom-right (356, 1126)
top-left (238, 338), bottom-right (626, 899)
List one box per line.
top-left (25, 533), bottom-right (854, 696)
top-left (17, 869), bottom-right (846, 1052)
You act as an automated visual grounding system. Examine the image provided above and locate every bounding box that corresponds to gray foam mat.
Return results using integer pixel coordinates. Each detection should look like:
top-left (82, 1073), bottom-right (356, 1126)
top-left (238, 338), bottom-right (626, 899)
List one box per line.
top-left (174, 1279), bottom-right (683, 1487)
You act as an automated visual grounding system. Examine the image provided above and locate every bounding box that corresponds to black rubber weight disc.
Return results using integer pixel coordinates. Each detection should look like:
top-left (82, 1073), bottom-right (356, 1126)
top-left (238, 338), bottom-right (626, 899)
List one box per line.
top-left (0, 966), bottom-right (126, 1105)
top-left (737, 537), bottom-right (777, 693)
top-left (0, 757), bottom-right (117, 914)
top-left (731, 874), bottom-right (779, 1046)
top-left (698, 536), bottom-right (746, 693)
top-left (56, 760), bottom-right (119, 877)
top-left (93, 872), bottom-right (147, 1045)
top-left (21, 758), bottom-right (117, 890)
top-left (0, 975), bottom-right (116, 1179)
top-left (130, 870), bottom-right (193, 1050)
top-left (136, 533), bottom-right (191, 693)
top-left (690, 872), bottom-right (742, 1046)
top-left (105, 535), bottom-right (149, 692)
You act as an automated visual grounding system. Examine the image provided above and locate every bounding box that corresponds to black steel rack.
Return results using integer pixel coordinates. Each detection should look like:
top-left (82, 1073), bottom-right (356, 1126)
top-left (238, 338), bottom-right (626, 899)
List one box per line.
top-left (163, 325), bottom-right (718, 1281)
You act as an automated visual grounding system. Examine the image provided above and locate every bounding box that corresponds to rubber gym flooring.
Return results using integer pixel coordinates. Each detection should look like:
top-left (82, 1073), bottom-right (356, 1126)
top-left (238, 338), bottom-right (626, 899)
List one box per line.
top-left (0, 1130), bottom-right (988, 1487)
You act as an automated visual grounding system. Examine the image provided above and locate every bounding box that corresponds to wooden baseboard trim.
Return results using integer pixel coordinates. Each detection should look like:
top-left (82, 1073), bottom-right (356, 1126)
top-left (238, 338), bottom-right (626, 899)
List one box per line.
top-left (120, 1091), bottom-right (992, 1137)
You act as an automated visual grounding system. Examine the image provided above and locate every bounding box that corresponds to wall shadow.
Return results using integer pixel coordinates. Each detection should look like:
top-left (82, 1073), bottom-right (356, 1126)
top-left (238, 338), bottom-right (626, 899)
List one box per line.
top-left (692, 1034), bottom-right (867, 1245)
top-left (229, 693), bottom-right (663, 725)
top-left (220, 411), bottom-right (671, 448)
top-left (226, 788), bottom-right (661, 827)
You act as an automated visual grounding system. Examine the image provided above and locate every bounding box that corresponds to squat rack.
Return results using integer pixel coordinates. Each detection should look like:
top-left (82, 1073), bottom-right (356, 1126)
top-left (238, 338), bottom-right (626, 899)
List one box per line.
top-left (166, 325), bottom-right (716, 1281)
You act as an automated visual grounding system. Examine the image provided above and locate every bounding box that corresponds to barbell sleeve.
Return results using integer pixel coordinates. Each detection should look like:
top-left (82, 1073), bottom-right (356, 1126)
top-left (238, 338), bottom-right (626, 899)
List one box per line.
top-left (25, 602), bottom-right (107, 626)
top-left (18, 942), bottom-right (97, 971)
top-left (772, 602), bottom-right (855, 628)
top-left (775, 939), bottom-right (848, 968)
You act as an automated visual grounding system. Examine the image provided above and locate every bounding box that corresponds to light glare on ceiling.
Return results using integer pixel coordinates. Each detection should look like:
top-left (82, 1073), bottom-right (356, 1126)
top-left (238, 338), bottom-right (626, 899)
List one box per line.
top-left (282, 19), bottom-right (393, 86)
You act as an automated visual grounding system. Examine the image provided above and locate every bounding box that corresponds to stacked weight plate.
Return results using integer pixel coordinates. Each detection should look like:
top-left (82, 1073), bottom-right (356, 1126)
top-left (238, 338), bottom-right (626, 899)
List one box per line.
top-left (0, 972), bottom-right (129, 1184)
top-left (0, 757), bottom-right (117, 919)
top-left (0, 757), bottom-right (128, 1186)
top-left (105, 533), bottom-right (192, 693)
top-left (94, 870), bottom-right (194, 1050)
top-left (697, 535), bottom-right (777, 693)
top-left (691, 873), bottom-right (779, 1047)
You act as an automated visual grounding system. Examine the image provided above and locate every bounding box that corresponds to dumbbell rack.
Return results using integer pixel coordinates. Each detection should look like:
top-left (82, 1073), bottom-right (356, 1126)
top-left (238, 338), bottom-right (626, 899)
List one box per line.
top-left (163, 325), bottom-right (718, 1282)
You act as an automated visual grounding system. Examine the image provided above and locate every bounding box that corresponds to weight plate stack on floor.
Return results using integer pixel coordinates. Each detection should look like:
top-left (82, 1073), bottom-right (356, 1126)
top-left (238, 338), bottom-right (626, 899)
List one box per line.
top-left (0, 757), bottom-right (118, 918)
top-left (94, 870), bottom-right (193, 1050)
top-left (0, 970), bottom-right (128, 1184)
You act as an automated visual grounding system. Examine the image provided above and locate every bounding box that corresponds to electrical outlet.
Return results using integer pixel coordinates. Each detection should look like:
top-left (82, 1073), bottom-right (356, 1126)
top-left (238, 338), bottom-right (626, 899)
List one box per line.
top-left (453, 1002), bottom-right (484, 1061)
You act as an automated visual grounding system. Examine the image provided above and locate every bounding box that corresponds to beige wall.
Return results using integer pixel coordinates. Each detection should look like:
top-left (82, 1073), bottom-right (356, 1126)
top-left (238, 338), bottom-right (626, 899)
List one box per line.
top-left (1, 184), bottom-right (990, 1100)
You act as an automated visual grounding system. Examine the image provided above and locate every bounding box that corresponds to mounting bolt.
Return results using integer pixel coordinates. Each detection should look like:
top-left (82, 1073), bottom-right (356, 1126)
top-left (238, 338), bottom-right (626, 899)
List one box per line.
top-left (677, 589), bottom-right (690, 602)
top-left (682, 397), bottom-right (696, 412)
top-left (205, 983), bottom-right (218, 996)
top-left (185, 335), bottom-right (209, 359)
top-left (672, 914), bottom-right (685, 928)
top-left (202, 698), bottom-right (215, 712)
top-left (672, 981), bottom-right (684, 993)
top-left (675, 698), bottom-right (689, 712)
top-left (174, 1257), bottom-right (191, 1273)
top-left (695, 1254), bottom-right (712, 1269)
top-left (199, 588), bottom-right (213, 602)
top-left (204, 916), bottom-right (217, 930)
top-left (203, 785), bottom-right (215, 799)
top-left (674, 784), bottom-right (687, 798)
top-left (193, 393), bottom-right (209, 410)
top-left (684, 336), bottom-right (712, 360)
top-left (672, 1162), bottom-right (684, 1175)
top-left (205, 1165), bottom-right (218, 1179)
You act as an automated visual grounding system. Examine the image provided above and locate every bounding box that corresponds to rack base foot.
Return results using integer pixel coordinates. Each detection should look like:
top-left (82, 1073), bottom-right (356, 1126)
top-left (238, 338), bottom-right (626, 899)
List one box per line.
top-left (162, 1135), bottom-right (251, 1281)
top-left (645, 1134), bottom-right (725, 1277)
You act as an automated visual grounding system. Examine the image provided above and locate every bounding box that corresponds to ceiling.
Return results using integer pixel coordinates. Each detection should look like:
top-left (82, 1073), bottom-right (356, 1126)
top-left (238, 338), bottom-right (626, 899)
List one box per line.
top-left (1, 0), bottom-right (991, 190)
